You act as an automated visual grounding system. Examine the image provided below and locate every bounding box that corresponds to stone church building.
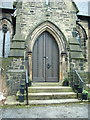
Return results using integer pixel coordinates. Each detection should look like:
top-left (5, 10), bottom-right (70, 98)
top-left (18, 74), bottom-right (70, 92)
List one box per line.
top-left (0, 0), bottom-right (89, 95)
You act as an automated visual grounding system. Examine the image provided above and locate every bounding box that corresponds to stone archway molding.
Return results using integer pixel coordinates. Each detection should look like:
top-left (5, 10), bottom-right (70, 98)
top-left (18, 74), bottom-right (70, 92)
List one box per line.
top-left (26, 21), bottom-right (67, 81)
top-left (26, 21), bottom-right (67, 53)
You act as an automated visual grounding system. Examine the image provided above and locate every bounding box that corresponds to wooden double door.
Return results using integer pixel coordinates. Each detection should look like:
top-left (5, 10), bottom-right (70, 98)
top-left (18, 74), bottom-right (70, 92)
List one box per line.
top-left (32, 31), bottom-right (59, 82)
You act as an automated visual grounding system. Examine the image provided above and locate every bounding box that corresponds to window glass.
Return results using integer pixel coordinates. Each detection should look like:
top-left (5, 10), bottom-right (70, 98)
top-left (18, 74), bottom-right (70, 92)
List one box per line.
top-left (0, 30), bottom-right (10, 58)
top-left (5, 31), bottom-right (10, 57)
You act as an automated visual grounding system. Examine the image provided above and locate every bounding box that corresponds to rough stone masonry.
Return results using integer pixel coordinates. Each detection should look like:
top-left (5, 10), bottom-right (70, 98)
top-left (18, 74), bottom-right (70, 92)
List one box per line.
top-left (5, 0), bottom-right (84, 95)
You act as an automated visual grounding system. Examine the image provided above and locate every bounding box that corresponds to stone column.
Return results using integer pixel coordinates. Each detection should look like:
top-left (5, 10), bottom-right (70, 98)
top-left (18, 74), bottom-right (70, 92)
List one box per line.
top-left (28, 52), bottom-right (32, 81)
top-left (60, 56), bottom-right (62, 81)
top-left (60, 52), bottom-right (67, 81)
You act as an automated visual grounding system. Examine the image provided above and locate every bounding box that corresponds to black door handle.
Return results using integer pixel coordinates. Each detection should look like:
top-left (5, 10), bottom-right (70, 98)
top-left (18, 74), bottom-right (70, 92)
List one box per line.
top-left (47, 63), bottom-right (51, 69)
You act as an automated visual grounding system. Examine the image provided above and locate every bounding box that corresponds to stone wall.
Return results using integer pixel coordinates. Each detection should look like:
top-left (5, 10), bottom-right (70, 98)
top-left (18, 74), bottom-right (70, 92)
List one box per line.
top-left (0, 58), bottom-right (12, 95)
top-left (8, 58), bottom-right (25, 70)
top-left (16, 1), bottom-right (77, 40)
top-left (6, 58), bottom-right (26, 95)
top-left (6, 71), bottom-right (25, 95)
top-left (5, 0), bottom-right (81, 95)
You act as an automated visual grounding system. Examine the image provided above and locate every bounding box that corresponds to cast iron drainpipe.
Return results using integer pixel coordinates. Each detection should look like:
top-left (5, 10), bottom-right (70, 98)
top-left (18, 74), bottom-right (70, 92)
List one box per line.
top-left (2, 24), bottom-right (8, 57)
top-left (26, 69), bottom-right (29, 105)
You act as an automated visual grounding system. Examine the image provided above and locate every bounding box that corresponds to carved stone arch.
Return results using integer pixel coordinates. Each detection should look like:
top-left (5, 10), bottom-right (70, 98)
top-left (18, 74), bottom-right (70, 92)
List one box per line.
top-left (26, 21), bottom-right (67, 53)
top-left (26, 21), bottom-right (67, 81)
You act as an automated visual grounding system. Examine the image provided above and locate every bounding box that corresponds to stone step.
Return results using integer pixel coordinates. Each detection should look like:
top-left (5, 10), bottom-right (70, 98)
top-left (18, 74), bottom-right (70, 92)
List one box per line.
top-left (24, 92), bottom-right (77, 100)
top-left (5, 96), bottom-right (83, 105)
top-left (17, 82), bottom-right (77, 103)
top-left (31, 82), bottom-right (62, 87)
top-left (28, 86), bottom-right (73, 93)
top-left (27, 99), bottom-right (81, 105)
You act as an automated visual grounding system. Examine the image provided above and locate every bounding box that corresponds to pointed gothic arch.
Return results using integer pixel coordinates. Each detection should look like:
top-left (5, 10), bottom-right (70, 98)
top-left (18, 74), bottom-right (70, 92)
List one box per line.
top-left (26, 21), bottom-right (67, 81)
top-left (26, 21), bottom-right (67, 53)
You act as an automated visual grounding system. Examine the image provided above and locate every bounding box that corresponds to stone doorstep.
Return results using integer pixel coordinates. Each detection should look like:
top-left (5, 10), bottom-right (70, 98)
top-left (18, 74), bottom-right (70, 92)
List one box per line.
top-left (28, 86), bottom-right (73, 92)
top-left (16, 92), bottom-right (77, 101)
top-left (17, 92), bottom-right (76, 97)
top-left (28, 99), bottom-right (82, 105)
top-left (28, 92), bottom-right (76, 96)
top-left (29, 86), bottom-right (71, 88)
top-left (16, 92), bottom-right (76, 97)
top-left (4, 95), bottom-right (83, 105)
top-left (4, 96), bottom-right (89, 106)
top-left (29, 86), bottom-right (72, 89)
top-left (25, 92), bottom-right (77, 100)
top-left (32, 82), bottom-right (62, 86)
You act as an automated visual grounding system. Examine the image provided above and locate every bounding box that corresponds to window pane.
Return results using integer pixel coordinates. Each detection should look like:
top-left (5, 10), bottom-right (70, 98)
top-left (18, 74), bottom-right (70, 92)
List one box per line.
top-left (5, 31), bottom-right (10, 57)
top-left (0, 30), bottom-right (10, 58)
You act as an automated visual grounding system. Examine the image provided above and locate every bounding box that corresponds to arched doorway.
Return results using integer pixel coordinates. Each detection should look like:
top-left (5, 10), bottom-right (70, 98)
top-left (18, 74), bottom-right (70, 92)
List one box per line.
top-left (32, 31), bottom-right (59, 82)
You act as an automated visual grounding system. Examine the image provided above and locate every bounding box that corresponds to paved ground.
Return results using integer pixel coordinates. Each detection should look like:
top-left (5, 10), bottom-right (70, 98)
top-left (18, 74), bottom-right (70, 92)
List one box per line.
top-left (0, 103), bottom-right (89, 119)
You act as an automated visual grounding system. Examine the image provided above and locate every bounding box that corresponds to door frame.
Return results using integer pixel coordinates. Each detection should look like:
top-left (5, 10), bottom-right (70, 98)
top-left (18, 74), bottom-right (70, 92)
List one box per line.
top-left (27, 21), bottom-right (67, 82)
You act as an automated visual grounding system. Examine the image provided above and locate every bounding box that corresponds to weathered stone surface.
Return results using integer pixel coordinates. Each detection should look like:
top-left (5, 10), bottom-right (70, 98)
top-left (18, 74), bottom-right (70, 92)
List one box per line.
top-left (15, 1), bottom-right (77, 40)
top-left (5, 57), bottom-right (26, 95)
top-left (6, 71), bottom-right (25, 95)
top-left (2, 0), bottom-right (88, 95)
top-left (11, 42), bottom-right (25, 49)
